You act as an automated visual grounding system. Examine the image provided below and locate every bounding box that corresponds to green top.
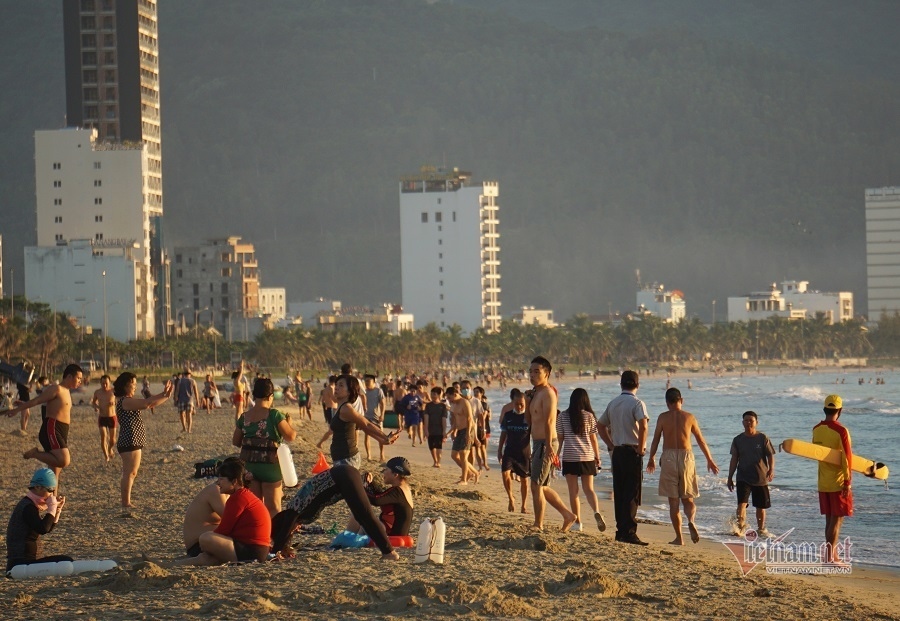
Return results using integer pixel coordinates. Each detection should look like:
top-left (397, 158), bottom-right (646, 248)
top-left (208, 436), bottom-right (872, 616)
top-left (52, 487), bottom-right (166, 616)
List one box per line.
top-left (237, 408), bottom-right (287, 444)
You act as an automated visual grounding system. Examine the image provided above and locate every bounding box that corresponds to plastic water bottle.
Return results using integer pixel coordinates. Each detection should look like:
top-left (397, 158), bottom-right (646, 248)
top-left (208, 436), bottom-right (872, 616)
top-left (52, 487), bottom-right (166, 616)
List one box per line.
top-left (72, 559), bottom-right (117, 574)
top-left (414, 517), bottom-right (446, 564)
top-left (9, 560), bottom-right (74, 579)
top-left (277, 443), bottom-right (298, 487)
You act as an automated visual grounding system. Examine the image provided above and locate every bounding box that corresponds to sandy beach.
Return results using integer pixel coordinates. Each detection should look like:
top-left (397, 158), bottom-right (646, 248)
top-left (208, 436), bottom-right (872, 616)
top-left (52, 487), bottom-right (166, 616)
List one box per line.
top-left (1, 393), bottom-right (898, 621)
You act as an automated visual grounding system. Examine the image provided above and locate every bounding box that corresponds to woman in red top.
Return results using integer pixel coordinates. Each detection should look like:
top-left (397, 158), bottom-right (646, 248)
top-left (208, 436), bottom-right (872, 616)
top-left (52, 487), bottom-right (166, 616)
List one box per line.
top-left (175, 458), bottom-right (270, 566)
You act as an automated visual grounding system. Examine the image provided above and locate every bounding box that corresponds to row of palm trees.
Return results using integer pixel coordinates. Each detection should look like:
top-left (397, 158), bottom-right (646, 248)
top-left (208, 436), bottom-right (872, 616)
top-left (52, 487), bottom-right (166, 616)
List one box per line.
top-left (1, 296), bottom-right (881, 378)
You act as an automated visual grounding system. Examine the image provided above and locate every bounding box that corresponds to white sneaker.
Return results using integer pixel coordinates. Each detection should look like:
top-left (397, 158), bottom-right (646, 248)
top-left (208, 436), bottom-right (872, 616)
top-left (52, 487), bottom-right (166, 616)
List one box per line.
top-left (570, 521), bottom-right (582, 532)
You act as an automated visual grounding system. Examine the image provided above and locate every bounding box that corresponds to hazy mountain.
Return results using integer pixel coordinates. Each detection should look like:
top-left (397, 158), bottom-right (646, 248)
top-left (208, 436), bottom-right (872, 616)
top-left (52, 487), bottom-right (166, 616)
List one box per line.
top-left (2, 0), bottom-right (899, 321)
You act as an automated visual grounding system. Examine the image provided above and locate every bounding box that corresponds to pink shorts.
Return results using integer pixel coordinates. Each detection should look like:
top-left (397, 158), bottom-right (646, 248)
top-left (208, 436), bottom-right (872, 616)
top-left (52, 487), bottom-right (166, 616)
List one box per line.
top-left (818, 490), bottom-right (853, 517)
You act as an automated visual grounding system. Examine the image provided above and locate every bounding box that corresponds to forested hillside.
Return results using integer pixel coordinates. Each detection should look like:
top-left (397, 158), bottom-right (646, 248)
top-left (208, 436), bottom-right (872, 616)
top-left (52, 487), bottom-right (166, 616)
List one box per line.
top-left (1, 0), bottom-right (898, 319)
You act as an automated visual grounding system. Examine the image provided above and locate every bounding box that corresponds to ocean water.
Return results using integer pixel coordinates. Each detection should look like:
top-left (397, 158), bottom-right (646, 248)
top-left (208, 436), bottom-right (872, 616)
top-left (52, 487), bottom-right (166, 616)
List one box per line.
top-left (482, 368), bottom-right (899, 569)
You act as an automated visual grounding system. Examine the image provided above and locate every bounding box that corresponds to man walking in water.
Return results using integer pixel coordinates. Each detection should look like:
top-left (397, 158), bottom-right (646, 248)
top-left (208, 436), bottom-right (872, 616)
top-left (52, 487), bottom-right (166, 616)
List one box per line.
top-left (726, 410), bottom-right (775, 538)
top-left (90, 375), bottom-right (118, 462)
top-left (813, 394), bottom-right (853, 565)
top-left (646, 388), bottom-right (719, 545)
top-left (525, 356), bottom-right (576, 531)
top-left (7, 364), bottom-right (83, 478)
top-left (598, 370), bottom-right (649, 545)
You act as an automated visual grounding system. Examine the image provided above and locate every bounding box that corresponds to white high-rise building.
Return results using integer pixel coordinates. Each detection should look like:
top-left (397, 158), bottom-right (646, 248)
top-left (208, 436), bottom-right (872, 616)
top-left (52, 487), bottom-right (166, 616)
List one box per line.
top-left (259, 287), bottom-right (287, 322)
top-left (866, 186), bottom-right (900, 321)
top-left (399, 166), bottom-right (501, 333)
top-left (27, 127), bottom-right (155, 337)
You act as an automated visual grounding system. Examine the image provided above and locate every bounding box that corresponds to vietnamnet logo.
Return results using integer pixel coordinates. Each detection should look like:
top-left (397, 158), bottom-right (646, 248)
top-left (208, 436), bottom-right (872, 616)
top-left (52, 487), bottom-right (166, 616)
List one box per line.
top-left (722, 528), bottom-right (853, 576)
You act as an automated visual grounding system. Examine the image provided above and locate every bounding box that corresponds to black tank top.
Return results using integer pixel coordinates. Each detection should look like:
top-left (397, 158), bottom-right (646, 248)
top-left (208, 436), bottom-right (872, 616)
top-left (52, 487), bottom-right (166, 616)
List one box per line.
top-left (329, 402), bottom-right (358, 460)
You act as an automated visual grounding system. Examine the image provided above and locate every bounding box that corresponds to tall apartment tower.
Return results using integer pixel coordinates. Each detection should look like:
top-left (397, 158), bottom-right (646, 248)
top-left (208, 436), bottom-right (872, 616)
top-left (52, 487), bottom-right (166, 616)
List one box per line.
top-left (866, 186), bottom-right (900, 321)
top-left (399, 166), bottom-right (501, 333)
top-left (63, 0), bottom-right (167, 333)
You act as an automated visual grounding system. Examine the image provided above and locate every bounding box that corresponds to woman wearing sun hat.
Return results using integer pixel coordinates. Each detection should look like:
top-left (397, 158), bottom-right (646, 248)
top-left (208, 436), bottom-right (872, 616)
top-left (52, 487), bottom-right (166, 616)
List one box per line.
top-left (5, 468), bottom-right (71, 571)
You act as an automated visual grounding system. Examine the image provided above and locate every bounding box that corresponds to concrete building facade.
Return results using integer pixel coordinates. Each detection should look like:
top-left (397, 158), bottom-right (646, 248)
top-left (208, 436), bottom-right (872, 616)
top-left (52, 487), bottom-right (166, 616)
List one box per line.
top-left (259, 287), bottom-right (287, 322)
top-left (171, 237), bottom-right (259, 341)
top-left (635, 283), bottom-right (686, 323)
top-left (727, 280), bottom-right (853, 324)
top-left (866, 186), bottom-right (900, 320)
top-left (399, 166), bottom-right (501, 334)
top-left (31, 128), bottom-right (155, 337)
top-left (24, 240), bottom-right (141, 341)
top-left (511, 307), bottom-right (558, 328)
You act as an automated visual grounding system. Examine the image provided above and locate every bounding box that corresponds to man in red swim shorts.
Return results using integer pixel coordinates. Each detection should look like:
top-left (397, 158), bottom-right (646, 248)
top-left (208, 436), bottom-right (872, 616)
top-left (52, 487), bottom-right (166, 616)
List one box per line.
top-left (812, 394), bottom-right (852, 564)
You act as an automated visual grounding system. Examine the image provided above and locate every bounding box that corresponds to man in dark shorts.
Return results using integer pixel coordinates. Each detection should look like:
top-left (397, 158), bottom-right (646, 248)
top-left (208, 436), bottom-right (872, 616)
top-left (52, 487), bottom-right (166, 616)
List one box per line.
top-left (445, 387), bottom-right (479, 484)
top-left (813, 394), bottom-right (853, 565)
top-left (423, 386), bottom-right (449, 468)
top-left (175, 370), bottom-right (199, 434)
top-left (7, 364), bottom-right (83, 478)
top-left (498, 388), bottom-right (530, 513)
top-left (727, 410), bottom-right (775, 538)
top-left (90, 375), bottom-right (118, 462)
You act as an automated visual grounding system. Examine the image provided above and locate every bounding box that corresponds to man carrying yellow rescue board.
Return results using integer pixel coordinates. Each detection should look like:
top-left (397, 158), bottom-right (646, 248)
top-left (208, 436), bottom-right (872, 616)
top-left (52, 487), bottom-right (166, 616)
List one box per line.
top-left (812, 394), bottom-right (851, 565)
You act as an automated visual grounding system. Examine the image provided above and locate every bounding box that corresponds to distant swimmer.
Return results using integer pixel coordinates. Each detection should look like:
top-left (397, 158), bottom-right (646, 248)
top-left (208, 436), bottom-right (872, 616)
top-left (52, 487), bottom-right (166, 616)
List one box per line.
top-left (726, 411), bottom-right (775, 538)
top-left (813, 395), bottom-right (852, 565)
top-left (646, 388), bottom-right (719, 545)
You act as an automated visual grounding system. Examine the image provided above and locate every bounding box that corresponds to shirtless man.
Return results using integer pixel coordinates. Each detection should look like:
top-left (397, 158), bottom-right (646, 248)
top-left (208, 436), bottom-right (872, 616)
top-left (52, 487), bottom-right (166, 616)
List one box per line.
top-left (646, 387), bottom-right (719, 545)
top-left (525, 356), bottom-right (576, 531)
top-left (183, 480), bottom-right (229, 557)
top-left (90, 375), bottom-right (117, 462)
top-left (7, 364), bottom-right (83, 478)
top-left (321, 376), bottom-right (338, 425)
top-left (444, 387), bottom-right (480, 485)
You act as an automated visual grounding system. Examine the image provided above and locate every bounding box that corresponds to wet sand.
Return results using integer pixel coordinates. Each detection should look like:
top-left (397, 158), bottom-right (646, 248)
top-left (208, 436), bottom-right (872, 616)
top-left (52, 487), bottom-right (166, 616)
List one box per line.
top-left (1, 396), bottom-right (897, 620)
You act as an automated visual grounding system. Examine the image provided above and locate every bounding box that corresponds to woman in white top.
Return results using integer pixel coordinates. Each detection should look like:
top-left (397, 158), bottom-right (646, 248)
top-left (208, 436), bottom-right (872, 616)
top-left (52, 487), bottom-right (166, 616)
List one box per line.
top-left (556, 388), bottom-right (606, 533)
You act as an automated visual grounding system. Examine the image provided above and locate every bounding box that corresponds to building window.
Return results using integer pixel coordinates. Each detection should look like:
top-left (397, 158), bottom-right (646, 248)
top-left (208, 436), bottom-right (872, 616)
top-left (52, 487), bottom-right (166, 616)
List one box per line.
top-left (81, 0), bottom-right (95, 11)
top-left (103, 33), bottom-right (115, 47)
top-left (221, 268), bottom-right (231, 277)
top-left (438, 239), bottom-right (442, 245)
top-left (54, 216), bottom-right (62, 223)
top-left (104, 51), bottom-right (115, 64)
top-left (435, 211), bottom-right (442, 222)
top-left (94, 162), bottom-right (101, 169)
top-left (83, 70), bottom-right (97, 84)
top-left (95, 233), bottom-right (103, 240)
top-left (94, 197), bottom-right (102, 205)
top-left (175, 254), bottom-right (182, 263)
top-left (438, 225), bottom-right (442, 232)
top-left (52, 162), bottom-right (61, 170)
top-left (453, 211), bottom-right (457, 222)
top-left (95, 215), bottom-right (102, 222)
top-left (440, 294), bottom-right (444, 300)
top-left (55, 234), bottom-right (63, 241)
top-left (221, 283), bottom-right (228, 293)
top-left (176, 269), bottom-right (182, 278)
top-left (439, 253), bottom-right (442, 259)
top-left (81, 16), bottom-right (96, 29)
top-left (82, 52), bottom-right (97, 66)
top-left (439, 267), bottom-right (443, 273)
top-left (221, 297), bottom-right (229, 308)
top-left (421, 212), bottom-right (428, 223)
top-left (53, 180), bottom-right (61, 188)
top-left (437, 198), bottom-right (442, 205)
top-left (104, 69), bottom-right (116, 82)
top-left (193, 284), bottom-right (199, 295)
top-left (94, 179), bottom-right (102, 187)
top-left (102, 16), bottom-right (114, 29)
top-left (439, 280), bottom-right (443, 287)
top-left (440, 308), bottom-right (444, 314)
top-left (54, 198), bottom-right (62, 206)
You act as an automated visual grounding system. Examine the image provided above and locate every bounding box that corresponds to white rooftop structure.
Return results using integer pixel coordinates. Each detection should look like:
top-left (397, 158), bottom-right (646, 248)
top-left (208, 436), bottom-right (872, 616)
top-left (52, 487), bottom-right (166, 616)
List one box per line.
top-left (727, 280), bottom-right (852, 324)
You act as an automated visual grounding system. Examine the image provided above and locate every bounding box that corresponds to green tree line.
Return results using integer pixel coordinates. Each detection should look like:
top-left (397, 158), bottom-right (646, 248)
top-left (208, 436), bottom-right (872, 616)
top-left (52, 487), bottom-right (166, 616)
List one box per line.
top-left (3, 296), bottom-right (887, 378)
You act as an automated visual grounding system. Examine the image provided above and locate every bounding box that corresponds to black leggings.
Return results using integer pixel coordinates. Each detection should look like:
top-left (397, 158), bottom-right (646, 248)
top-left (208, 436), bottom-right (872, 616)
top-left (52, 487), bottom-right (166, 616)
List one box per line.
top-left (271, 465), bottom-right (393, 555)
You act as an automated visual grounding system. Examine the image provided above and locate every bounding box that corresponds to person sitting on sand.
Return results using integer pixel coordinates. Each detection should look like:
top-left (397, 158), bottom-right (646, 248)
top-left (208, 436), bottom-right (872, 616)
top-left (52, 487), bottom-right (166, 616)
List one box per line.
top-left (345, 457), bottom-right (414, 538)
top-left (270, 464), bottom-right (400, 561)
top-left (646, 388), bottom-right (719, 545)
top-left (173, 458), bottom-right (270, 566)
top-left (183, 477), bottom-right (229, 557)
top-left (6, 468), bottom-right (70, 572)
